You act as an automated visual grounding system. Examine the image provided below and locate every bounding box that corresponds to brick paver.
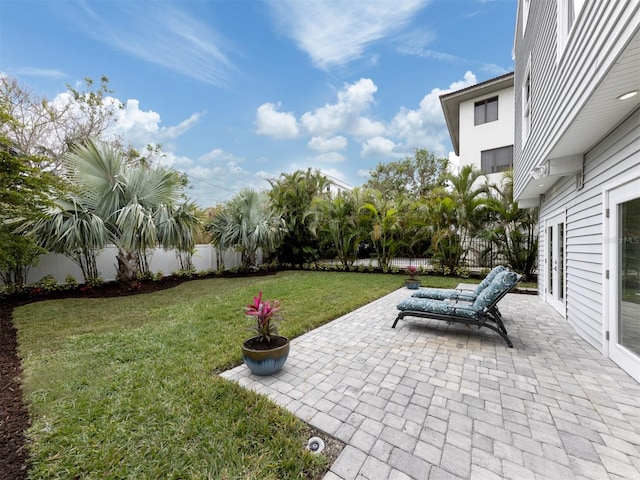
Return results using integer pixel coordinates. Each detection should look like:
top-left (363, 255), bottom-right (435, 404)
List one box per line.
top-left (221, 288), bottom-right (640, 479)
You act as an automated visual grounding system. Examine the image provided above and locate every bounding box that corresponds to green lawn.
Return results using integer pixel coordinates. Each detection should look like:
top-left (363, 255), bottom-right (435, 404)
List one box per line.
top-left (14, 271), bottom-right (465, 479)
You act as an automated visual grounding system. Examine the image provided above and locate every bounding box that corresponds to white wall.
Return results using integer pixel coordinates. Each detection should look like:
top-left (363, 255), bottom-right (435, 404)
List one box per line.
top-left (459, 86), bottom-right (515, 184)
top-left (20, 245), bottom-right (246, 285)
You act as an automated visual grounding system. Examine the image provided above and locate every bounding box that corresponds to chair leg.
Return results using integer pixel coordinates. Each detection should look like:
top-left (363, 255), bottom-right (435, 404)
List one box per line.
top-left (392, 314), bottom-right (402, 328)
top-left (482, 323), bottom-right (514, 348)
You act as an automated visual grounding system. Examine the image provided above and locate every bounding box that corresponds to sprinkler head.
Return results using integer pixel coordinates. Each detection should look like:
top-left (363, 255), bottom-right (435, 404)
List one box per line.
top-left (306, 436), bottom-right (325, 454)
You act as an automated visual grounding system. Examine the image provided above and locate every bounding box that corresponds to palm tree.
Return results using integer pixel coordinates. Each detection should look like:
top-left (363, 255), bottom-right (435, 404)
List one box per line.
top-left (313, 190), bottom-right (363, 269)
top-left (359, 189), bottom-right (404, 272)
top-left (207, 189), bottom-right (284, 269)
top-left (30, 139), bottom-right (201, 281)
top-left (446, 165), bottom-right (488, 267)
top-left (423, 190), bottom-right (461, 272)
top-left (30, 197), bottom-right (107, 281)
top-left (268, 168), bottom-right (330, 266)
top-left (484, 170), bottom-right (538, 279)
top-left (156, 200), bottom-right (204, 272)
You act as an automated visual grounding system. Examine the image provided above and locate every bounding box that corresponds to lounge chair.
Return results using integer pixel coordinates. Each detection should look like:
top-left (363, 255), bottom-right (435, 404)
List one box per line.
top-left (411, 265), bottom-right (507, 302)
top-left (393, 270), bottom-right (521, 347)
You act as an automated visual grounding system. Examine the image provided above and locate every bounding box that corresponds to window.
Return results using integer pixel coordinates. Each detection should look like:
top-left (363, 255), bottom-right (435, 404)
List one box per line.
top-left (481, 145), bottom-right (513, 174)
top-left (558, 0), bottom-right (586, 56)
top-left (474, 97), bottom-right (498, 125)
top-left (566, 0), bottom-right (585, 33)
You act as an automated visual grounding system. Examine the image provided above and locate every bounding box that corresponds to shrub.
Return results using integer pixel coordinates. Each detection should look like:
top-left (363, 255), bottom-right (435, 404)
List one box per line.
top-left (137, 271), bottom-right (154, 282)
top-left (36, 275), bottom-right (60, 293)
top-left (172, 268), bottom-right (196, 278)
top-left (455, 266), bottom-right (471, 279)
top-left (86, 277), bottom-right (104, 288)
top-left (64, 275), bottom-right (78, 289)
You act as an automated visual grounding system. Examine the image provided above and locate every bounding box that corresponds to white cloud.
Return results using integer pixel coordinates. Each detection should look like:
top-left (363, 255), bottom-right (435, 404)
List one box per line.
top-left (350, 117), bottom-right (386, 139)
top-left (70, 2), bottom-right (235, 87)
top-left (479, 63), bottom-right (511, 76)
top-left (307, 136), bottom-right (348, 152)
top-left (161, 113), bottom-right (202, 140)
top-left (267, 0), bottom-right (428, 69)
top-left (155, 150), bottom-right (195, 169)
top-left (106, 98), bottom-right (200, 149)
top-left (198, 148), bottom-right (244, 164)
top-left (11, 67), bottom-right (66, 78)
top-left (300, 78), bottom-right (384, 139)
top-left (182, 160), bottom-right (273, 206)
top-left (389, 71), bottom-right (477, 155)
top-left (394, 29), bottom-right (437, 56)
top-left (360, 136), bottom-right (401, 159)
top-left (307, 152), bottom-right (347, 164)
top-left (255, 102), bottom-right (300, 139)
top-left (357, 168), bottom-right (370, 178)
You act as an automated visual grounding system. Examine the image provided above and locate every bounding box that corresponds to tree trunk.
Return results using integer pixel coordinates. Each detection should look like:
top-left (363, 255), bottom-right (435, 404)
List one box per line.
top-left (116, 250), bottom-right (139, 282)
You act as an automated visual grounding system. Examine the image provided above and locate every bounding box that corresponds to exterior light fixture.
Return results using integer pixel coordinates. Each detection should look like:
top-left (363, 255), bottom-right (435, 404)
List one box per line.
top-left (530, 164), bottom-right (547, 180)
top-left (617, 91), bottom-right (638, 100)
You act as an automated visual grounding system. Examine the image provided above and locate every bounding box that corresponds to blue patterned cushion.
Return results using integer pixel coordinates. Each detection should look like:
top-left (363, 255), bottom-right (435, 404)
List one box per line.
top-left (396, 297), bottom-right (481, 319)
top-left (473, 265), bottom-right (507, 295)
top-left (472, 270), bottom-right (518, 310)
top-left (410, 265), bottom-right (506, 301)
top-left (411, 288), bottom-right (476, 302)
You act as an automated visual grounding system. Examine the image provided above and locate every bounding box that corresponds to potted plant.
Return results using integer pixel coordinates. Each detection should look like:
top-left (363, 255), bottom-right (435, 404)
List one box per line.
top-left (404, 265), bottom-right (421, 289)
top-left (241, 291), bottom-right (290, 375)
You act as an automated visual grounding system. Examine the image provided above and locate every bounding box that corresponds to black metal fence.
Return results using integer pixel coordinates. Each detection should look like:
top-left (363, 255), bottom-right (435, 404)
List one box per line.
top-left (321, 238), bottom-right (507, 273)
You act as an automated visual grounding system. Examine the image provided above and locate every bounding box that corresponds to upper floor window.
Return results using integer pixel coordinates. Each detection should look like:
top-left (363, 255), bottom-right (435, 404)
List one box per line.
top-left (474, 97), bottom-right (498, 125)
top-left (481, 145), bottom-right (513, 174)
top-left (558, 0), bottom-right (586, 55)
top-left (566, 0), bottom-right (585, 32)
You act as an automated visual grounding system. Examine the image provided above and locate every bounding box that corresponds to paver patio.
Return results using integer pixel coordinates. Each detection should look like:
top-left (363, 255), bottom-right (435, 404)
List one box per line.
top-left (221, 288), bottom-right (640, 480)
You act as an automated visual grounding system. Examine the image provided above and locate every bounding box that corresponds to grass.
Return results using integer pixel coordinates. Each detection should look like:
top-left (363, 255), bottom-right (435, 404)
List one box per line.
top-left (13, 271), bottom-right (468, 479)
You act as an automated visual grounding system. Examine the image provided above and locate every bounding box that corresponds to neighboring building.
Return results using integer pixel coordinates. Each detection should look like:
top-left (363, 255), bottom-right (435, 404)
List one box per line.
top-left (440, 72), bottom-right (514, 184)
top-left (513, 0), bottom-right (640, 381)
top-left (324, 175), bottom-right (353, 198)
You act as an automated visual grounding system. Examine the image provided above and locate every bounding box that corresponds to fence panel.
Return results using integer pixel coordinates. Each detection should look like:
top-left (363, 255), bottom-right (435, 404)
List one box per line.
top-left (13, 245), bottom-right (244, 285)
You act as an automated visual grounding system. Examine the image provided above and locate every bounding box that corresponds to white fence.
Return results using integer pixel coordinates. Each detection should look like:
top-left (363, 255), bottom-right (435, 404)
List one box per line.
top-left (20, 245), bottom-right (245, 285)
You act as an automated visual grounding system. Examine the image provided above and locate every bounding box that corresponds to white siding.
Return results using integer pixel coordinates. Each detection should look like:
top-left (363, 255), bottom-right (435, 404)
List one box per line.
top-left (539, 109), bottom-right (640, 352)
top-left (513, 0), bottom-right (639, 199)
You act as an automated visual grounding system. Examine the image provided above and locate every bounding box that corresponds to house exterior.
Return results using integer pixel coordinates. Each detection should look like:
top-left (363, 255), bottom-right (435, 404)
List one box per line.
top-left (325, 175), bottom-right (353, 198)
top-left (513, 0), bottom-right (640, 382)
top-left (440, 72), bottom-right (514, 184)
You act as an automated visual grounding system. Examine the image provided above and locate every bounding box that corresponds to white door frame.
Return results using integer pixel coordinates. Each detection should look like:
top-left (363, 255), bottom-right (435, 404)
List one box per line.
top-left (604, 176), bottom-right (640, 383)
top-left (544, 209), bottom-right (567, 317)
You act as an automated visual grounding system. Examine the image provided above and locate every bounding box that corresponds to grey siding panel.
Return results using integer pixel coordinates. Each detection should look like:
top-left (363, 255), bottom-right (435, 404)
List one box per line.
top-left (540, 109), bottom-right (640, 352)
top-left (538, 176), bottom-right (575, 296)
top-left (513, 0), bottom-right (639, 198)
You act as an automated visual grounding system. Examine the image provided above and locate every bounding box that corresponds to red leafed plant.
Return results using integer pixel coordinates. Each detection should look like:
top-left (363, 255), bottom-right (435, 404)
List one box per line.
top-left (243, 291), bottom-right (283, 343)
top-left (405, 265), bottom-right (419, 279)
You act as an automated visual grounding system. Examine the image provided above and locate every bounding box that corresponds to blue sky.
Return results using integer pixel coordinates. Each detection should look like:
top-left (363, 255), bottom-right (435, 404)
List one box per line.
top-left (0, 0), bottom-right (516, 207)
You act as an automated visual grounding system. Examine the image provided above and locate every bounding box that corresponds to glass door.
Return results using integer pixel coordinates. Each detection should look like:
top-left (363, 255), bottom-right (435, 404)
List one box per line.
top-left (546, 212), bottom-right (566, 315)
top-left (608, 180), bottom-right (640, 383)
